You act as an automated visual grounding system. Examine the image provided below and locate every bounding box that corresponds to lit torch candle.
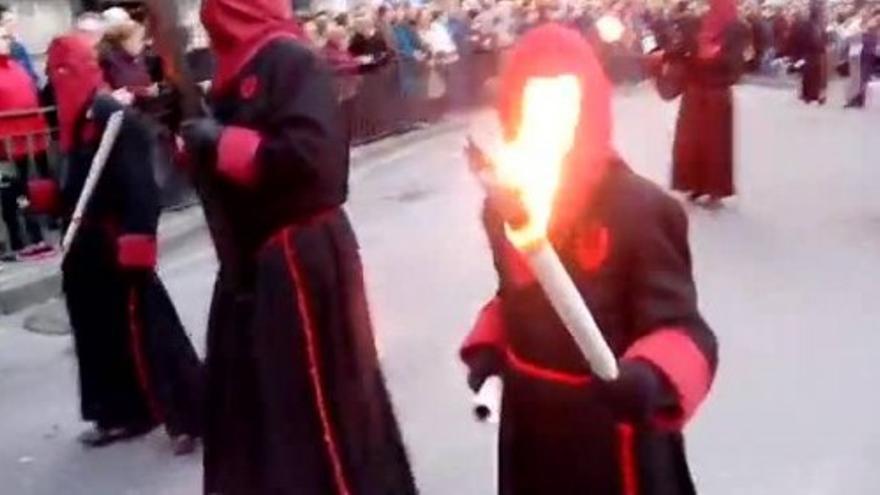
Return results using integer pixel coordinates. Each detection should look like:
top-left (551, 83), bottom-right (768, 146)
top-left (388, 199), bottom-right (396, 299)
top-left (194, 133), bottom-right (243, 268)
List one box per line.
top-left (472, 75), bottom-right (619, 382)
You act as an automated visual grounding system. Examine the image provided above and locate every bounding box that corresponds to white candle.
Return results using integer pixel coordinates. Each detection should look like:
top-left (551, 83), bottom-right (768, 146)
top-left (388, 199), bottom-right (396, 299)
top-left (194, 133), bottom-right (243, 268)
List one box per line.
top-left (473, 375), bottom-right (503, 424)
top-left (524, 241), bottom-right (619, 381)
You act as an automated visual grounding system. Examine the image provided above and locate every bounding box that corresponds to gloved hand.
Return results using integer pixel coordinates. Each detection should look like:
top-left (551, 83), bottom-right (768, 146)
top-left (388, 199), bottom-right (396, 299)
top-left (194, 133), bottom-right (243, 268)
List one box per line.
top-left (598, 359), bottom-right (672, 424)
top-left (179, 118), bottom-right (223, 171)
top-left (465, 137), bottom-right (529, 229)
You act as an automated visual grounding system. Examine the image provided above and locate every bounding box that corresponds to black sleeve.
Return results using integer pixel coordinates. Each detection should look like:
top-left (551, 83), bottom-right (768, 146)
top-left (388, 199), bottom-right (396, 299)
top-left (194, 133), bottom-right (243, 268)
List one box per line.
top-left (255, 41), bottom-right (349, 205)
top-left (623, 192), bottom-right (718, 428)
top-left (110, 111), bottom-right (161, 238)
top-left (629, 193), bottom-right (717, 370)
top-left (655, 58), bottom-right (686, 100)
top-left (720, 22), bottom-right (749, 84)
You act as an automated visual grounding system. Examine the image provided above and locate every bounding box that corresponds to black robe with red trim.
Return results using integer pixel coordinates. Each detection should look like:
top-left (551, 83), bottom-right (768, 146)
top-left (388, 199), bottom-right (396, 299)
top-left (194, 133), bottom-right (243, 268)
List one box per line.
top-left (61, 98), bottom-right (202, 437)
top-left (200, 37), bottom-right (416, 495)
top-left (461, 159), bottom-right (718, 495)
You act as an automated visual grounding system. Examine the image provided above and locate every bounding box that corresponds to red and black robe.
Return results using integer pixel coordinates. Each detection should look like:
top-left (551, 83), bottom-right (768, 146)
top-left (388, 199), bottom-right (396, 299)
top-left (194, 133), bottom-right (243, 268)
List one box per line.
top-left (462, 159), bottom-right (717, 495)
top-left (59, 97), bottom-right (203, 438)
top-left (660, 1), bottom-right (747, 199)
top-left (197, 1), bottom-right (416, 493)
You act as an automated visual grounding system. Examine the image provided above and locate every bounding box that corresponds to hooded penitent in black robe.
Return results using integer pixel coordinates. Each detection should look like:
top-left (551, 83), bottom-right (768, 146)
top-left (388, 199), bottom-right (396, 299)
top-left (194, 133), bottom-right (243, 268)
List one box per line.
top-left (45, 33), bottom-right (202, 445)
top-left (189, 1), bottom-right (417, 494)
top-left (59, 98), bottom-right (203, 440)
top-left (461, 24), bottom-right (718, 495)
top-left (793, 3), bottom-right (827, 104)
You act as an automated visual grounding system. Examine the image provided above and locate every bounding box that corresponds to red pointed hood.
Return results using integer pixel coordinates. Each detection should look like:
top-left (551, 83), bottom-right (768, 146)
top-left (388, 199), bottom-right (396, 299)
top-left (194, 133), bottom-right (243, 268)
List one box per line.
top-left (698, 0), bottom-right (737, 58)
top-left (496, 23), bottom-right (613, 242)
top-left (46, 33), bottom-right (106, 152)
top-left (201, 0), bottom-right (303, 93)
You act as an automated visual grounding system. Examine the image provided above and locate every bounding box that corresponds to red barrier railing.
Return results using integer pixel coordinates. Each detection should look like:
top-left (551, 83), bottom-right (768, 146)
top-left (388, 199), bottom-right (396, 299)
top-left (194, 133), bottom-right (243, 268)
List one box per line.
top-left (0, 107), bottom-right (58, 165)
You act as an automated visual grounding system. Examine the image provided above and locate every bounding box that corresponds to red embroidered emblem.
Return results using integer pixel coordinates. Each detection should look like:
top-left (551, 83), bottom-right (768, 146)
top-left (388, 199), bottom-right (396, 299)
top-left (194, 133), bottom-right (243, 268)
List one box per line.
top-left (240, 75), bottom-right (259, 99)
top-left (576, 224), bottom-right (610, 272)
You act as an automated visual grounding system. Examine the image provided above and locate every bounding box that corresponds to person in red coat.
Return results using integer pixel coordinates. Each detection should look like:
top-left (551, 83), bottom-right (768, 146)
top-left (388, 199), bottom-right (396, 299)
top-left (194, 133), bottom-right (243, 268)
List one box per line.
top-left (462, 24), bottom-right (718, 495)
top-left (657, 0), bottom-right (747, 208)
top-left (0, 28), bottom-right (51, 257)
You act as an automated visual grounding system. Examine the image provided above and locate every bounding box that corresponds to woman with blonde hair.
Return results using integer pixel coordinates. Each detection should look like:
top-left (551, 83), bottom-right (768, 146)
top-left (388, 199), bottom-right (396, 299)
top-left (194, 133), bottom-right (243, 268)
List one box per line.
top-left (99, 20), bottom-right (159, 101)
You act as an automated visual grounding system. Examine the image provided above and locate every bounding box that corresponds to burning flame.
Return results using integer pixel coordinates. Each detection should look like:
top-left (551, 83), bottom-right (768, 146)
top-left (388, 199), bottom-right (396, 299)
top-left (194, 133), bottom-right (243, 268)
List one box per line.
top-left (494, 75), bottom-right (582, 250)
top-left (596, 15), bottom-right (625, 43)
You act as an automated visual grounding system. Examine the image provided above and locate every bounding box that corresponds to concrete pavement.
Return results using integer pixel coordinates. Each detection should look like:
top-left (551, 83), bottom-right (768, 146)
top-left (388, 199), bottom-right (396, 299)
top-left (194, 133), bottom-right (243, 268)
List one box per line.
top-left (0, 115), bottom-right (470, 317)
top-left (2, 82), bottom-right (880, 494)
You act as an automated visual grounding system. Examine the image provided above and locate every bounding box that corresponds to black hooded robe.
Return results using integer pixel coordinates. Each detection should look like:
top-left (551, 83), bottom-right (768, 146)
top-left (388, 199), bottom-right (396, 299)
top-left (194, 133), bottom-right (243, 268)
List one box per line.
top-left (199, 37), bottom-right (416, 495)
top-left (62, 99), bottom-right (202, 439)
top-left (462, 160), bottom-right (718, 495)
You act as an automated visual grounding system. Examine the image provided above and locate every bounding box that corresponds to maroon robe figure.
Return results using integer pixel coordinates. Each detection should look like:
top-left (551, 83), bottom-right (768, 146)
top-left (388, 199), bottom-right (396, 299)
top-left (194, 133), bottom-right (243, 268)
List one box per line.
top-left (461, 24), bottom-right (718, 495)
top-left (45, 34), bottom-right (202, 451)
top-left (180, 0), bottom-right (417, 493)
top-left (659, 0), bottom-right (747, 206)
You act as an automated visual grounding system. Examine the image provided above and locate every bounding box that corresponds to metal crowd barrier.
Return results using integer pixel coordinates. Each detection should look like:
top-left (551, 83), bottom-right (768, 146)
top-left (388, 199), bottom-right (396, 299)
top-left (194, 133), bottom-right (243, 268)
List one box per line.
top-left (341, 50), bottom-right (502, 146)
top-left (0, 107), bottom-right (59, 253)
top-left (0, 107), bottom-right (58, 167)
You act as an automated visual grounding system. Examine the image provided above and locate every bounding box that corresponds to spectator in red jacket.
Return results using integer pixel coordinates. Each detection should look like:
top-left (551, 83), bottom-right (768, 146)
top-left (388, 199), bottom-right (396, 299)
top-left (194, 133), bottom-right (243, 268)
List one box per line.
top-left (0, 27), bottom-right (52, 259)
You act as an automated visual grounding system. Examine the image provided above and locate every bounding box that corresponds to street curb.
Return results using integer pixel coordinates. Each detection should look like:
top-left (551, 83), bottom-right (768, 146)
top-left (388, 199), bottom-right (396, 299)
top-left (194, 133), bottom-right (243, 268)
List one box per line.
top-left (0, 271), bottom-right (62, 316)
top-left (0, 119), bottom-right (470, 316)
top-left (350, 116), bottom-right (471, 166)
top-left (0, 209), bottom-right (208, 316)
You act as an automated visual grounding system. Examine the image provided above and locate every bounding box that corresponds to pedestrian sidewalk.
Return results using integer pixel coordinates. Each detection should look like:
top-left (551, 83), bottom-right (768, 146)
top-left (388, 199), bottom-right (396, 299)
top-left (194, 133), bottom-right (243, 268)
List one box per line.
top-left (0, 207), bottom-right (207, 315)
top-left (0, 115), bottom-right (472, 316)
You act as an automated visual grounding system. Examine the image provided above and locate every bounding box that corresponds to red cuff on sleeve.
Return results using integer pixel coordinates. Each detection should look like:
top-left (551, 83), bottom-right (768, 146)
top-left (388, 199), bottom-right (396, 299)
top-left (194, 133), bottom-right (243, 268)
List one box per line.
top-left (217, 126), bottom-right (261, 186)
top-left (460, 297), bottom-right (507, 363)
top-left (117, 234), bottom-right (157, 269)
top-left (624, 328), bottom-right (712, 430)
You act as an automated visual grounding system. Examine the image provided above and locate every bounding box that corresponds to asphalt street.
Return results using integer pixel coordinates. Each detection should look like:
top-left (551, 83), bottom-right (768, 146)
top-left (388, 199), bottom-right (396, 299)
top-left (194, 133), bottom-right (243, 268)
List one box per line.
top-left (2, 83), bottom-right (880, 494)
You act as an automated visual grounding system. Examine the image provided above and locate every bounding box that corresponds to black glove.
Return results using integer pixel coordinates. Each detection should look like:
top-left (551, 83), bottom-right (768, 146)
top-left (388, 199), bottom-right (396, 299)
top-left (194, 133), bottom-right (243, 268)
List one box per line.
top-left (465, 347), bottom-right (505, 393)
top-left (599, 359), bottom-right (672, 424)
top-left (180, 118), bottom-right (223, 171)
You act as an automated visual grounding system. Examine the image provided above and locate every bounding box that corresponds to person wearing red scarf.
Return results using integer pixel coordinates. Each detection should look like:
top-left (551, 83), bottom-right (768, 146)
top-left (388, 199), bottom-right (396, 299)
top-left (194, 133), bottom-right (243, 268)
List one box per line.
top-left (45, 33), bottom-right (202, 453)
top-left (655, 0), bottom-right (749, 208)
top-left (179, 1), bottom-right (416, 493)
top-left (461, 24), bottom-right (718, 495)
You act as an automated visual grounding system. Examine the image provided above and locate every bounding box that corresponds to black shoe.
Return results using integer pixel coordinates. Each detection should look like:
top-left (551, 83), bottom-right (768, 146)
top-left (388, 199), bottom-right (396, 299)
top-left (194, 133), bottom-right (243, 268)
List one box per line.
top-left (78, 422), bottom-right (155, 448)
top-left (686, 191), bottom-right (704, 203)
top-left (844, 96), bottom-right (865, 108)
top-left (171, 434), bottom-right (199, 456)
top-left (703, 197), bottom-right (724, 210)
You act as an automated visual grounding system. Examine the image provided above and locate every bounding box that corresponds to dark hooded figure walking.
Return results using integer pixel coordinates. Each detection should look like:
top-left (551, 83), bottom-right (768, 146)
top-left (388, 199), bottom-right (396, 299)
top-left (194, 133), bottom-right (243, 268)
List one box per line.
top-left (44, 33), bottom-right (202, 453)
top-left (658, 0), bottom-right (747, 208)
top-left (462, 24), bottom-right (718, 495)
top-left (794, 0), bottom-right (828, 104)
top-left (179, 1), bottom-right (417, 494)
